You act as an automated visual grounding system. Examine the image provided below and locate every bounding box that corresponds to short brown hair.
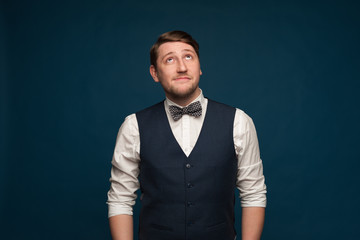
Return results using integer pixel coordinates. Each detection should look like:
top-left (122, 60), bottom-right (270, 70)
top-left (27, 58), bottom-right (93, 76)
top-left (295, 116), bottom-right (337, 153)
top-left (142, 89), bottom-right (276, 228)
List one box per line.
top-left (150, 30), bottom-right (200, 68)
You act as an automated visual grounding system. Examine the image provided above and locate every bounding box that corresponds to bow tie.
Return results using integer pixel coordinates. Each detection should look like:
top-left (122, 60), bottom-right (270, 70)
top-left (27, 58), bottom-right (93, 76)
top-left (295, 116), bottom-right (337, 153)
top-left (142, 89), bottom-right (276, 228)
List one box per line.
top-left (169, 101), bottom-right (202, 121)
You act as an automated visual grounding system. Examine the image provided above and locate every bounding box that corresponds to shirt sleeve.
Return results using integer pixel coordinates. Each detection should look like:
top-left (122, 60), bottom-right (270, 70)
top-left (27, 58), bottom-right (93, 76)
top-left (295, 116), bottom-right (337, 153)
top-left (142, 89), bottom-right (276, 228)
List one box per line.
top-left (234, 109), bottom-right (267, 207)
top-left (107, 113), bottom-right (141, 217)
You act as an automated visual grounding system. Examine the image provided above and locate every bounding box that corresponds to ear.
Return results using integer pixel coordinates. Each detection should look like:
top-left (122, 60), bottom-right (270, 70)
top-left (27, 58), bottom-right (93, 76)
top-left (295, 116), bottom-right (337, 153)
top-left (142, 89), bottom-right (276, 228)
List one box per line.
top-left (200, 69), bottom-right (202, 76)
top-left (150, 65), bottom-right (159, 82)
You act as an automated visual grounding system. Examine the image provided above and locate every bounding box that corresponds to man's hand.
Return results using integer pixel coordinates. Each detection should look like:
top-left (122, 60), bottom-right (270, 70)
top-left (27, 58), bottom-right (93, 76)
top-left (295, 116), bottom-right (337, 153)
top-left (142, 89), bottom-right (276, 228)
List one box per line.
top-left (109, 214), bottom-right (133, 240)
top-left (241, 207), bottom-right (265, 240)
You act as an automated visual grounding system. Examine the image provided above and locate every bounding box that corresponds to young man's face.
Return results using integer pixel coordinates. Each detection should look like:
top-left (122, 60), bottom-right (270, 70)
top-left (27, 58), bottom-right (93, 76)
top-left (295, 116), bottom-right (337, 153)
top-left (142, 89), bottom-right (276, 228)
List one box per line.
top-left (150, 41), bottom-right (202, 104)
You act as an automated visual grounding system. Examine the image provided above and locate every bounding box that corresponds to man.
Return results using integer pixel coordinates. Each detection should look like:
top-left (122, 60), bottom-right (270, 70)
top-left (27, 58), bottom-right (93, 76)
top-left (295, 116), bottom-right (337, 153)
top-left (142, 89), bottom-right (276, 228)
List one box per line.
top-left (107, 30), bottom-right (267, 240)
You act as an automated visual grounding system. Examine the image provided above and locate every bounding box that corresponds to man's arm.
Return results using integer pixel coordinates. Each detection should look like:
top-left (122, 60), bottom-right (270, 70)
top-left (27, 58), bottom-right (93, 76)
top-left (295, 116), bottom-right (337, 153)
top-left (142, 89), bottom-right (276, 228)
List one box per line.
top-left (234, 109), bottom-right (267, 239)
top-left (242, 207), bottom-right (265, 240)
top-left (107, 114), bottom-right (141, 239)
top-left (109, 215), bottom-right (133, 240)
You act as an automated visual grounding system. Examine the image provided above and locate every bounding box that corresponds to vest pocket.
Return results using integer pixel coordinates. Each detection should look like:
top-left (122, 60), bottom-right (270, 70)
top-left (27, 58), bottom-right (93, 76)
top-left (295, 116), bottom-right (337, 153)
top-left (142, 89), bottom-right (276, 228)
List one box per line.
top-left (206, 221), bottom-right (226, 231)
top-left (150, 223), bottom-right (173, 232)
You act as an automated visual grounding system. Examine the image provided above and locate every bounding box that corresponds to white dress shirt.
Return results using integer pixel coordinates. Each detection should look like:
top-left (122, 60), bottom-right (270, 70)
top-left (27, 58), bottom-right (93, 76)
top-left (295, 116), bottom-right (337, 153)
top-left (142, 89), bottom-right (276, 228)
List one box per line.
top-left (107, 90), bottom-right (267, 217)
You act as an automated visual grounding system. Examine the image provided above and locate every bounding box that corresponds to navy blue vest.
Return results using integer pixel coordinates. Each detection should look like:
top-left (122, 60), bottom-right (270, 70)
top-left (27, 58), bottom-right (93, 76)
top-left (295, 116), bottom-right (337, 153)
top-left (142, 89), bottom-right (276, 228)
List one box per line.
top-left (136, 99), bottom-right (237, 240)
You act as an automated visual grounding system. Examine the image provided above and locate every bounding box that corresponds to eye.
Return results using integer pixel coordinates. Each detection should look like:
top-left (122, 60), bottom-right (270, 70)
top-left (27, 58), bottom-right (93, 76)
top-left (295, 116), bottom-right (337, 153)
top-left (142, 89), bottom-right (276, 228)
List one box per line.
top-left (185, 55), bottom-right (192, 60)
top-left (166, 58), bottom-right (174, 63)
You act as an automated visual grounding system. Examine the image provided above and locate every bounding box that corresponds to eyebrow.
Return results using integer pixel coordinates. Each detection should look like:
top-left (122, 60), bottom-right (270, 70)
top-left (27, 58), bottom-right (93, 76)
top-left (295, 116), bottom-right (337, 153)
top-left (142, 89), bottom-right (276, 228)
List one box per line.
top-left (161, 49), bottom-right (196, 61)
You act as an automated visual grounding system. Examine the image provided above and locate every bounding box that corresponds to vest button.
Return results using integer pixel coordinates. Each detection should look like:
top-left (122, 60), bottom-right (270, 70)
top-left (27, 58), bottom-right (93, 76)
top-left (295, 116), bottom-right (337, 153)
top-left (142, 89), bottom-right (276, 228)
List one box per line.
top-left (187, 201), bottom-right (193, 207)
top-left (185, 163), bottom-right (191, 169)
top-left (187, 183), bottom-right (193, 188)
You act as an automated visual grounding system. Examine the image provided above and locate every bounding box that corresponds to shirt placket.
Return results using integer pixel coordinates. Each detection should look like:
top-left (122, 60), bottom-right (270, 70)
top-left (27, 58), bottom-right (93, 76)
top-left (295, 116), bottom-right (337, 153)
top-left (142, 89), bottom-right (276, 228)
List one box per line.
top-left (182, 114), bottom-right (191, 156)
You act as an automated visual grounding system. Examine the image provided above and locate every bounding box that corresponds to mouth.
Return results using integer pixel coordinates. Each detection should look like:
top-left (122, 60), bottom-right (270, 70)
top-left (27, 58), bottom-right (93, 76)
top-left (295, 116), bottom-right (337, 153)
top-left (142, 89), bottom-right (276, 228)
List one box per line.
top-left (174, 76), bottom-right (191, 81)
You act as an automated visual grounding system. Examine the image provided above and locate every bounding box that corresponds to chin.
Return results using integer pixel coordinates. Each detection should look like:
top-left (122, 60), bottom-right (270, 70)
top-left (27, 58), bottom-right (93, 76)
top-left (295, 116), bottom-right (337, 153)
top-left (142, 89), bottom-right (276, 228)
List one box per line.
top-left (172, 87), bottom-right (198, 99)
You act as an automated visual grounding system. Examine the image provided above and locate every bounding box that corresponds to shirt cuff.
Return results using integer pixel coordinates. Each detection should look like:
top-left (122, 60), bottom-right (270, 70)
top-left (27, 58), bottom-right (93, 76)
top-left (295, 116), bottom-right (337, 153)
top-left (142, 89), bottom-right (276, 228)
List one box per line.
top-left (108, 203), bottom-right (134, 218)
top-left (240, 192), bottom-right (267, 208)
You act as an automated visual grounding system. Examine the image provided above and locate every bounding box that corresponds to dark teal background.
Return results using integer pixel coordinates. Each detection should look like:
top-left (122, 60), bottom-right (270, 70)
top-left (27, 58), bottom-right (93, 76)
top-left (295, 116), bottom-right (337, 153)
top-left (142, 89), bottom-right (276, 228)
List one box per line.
top-left (1, 0), bottom-right (359, 239)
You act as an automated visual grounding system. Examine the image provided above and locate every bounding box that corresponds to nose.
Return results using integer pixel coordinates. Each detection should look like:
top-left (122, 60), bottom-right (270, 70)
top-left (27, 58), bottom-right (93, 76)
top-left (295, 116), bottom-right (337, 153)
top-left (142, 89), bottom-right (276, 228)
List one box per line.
top-left (177, 59), bottom-right (187, 73)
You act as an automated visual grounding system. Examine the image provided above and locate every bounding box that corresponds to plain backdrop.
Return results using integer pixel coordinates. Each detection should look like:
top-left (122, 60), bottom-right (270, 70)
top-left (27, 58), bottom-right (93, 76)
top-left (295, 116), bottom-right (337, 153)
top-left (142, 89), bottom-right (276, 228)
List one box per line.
top-left (1, 0), bottom-right (359, 239)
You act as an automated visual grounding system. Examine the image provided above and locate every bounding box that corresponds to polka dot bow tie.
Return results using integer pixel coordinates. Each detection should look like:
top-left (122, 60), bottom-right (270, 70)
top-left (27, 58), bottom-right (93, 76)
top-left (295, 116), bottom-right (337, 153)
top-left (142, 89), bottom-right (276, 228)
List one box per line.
top-left (169, 101), bottom-right (202, 121)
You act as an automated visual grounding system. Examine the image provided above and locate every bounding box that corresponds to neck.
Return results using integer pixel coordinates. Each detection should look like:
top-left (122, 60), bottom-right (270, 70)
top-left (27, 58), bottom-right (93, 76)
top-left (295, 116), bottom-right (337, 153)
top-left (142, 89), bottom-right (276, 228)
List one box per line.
top-left (166, 88), bottom-right (201, 107)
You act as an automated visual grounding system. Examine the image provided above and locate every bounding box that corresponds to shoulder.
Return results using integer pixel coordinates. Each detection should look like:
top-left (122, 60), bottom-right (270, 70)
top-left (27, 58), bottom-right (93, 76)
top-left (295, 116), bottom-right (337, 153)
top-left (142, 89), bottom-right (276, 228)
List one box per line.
top-left (123, 113), bottom-right (137, 124)
top-left (235, 108), bottom-right (254, 123)
top-left (118, 113), bottom-right (138, 134)
top-left (234, 108), bottom-right (258, 137)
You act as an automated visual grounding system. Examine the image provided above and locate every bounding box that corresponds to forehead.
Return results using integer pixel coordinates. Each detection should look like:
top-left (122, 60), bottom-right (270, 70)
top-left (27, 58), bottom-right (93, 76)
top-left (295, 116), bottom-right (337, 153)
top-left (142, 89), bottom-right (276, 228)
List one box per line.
top-left (157, 41), bottom-right (196, 57)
